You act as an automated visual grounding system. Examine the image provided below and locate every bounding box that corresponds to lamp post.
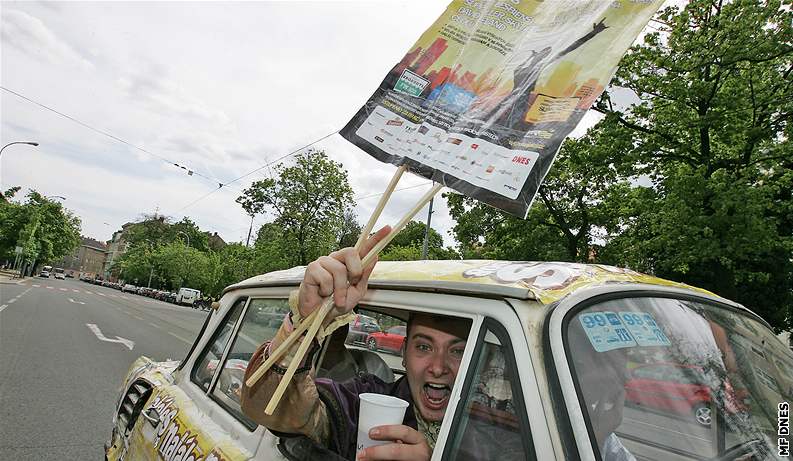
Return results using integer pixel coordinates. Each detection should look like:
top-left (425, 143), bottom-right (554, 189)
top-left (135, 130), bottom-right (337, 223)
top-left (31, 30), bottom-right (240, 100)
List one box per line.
top-left (0, 141), bottom-right (38, 157)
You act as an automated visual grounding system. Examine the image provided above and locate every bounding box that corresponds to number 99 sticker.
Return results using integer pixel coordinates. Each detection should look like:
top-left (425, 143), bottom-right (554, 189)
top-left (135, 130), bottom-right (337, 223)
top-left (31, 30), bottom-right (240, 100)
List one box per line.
top-left (618, 312), bottom-right (671, 347)
top-left (578, 312), bottom-right (637, 352)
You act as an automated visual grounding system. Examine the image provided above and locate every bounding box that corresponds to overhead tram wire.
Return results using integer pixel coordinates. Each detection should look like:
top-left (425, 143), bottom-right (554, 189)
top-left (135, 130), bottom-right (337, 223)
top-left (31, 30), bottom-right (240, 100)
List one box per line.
top-left (1, 86), bottom-right (232, 189)
top-left (170, 130), bottom-right (339, 214)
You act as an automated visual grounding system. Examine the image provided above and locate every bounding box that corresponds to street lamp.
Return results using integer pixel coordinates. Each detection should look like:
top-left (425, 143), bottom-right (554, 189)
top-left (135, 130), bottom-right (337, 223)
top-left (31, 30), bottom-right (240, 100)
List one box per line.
top-left (0, 141), bottom-right (39, 157)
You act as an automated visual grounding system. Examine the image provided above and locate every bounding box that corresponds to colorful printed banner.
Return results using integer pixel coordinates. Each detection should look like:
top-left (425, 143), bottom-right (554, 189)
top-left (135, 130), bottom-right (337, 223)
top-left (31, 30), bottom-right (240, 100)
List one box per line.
top-left (341, 0), bottom-right (662, 217)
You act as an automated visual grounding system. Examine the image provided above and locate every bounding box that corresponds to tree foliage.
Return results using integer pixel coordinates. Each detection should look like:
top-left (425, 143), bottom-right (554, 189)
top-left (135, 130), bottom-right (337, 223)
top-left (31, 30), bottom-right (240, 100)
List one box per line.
top-left (237, 150), bottom-right (355, 265)
top-left (0, 190), bottom-right (81, 271)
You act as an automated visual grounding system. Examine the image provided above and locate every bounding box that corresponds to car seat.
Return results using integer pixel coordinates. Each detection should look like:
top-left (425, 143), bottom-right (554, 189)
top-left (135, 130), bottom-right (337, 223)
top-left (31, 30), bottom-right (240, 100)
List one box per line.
top-left (317, 325), bottom-right (396, 383)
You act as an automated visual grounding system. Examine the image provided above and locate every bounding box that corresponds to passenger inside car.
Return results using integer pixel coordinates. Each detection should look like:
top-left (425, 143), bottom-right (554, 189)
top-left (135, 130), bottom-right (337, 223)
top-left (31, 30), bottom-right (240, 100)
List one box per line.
top-left (241, 228), bottom-right (473, 461)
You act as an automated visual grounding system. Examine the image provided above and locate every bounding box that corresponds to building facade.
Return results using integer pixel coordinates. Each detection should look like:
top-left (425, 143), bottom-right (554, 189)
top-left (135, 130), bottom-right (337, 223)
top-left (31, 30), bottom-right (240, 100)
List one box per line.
top-left (52, 237), bottom-right (108, 278)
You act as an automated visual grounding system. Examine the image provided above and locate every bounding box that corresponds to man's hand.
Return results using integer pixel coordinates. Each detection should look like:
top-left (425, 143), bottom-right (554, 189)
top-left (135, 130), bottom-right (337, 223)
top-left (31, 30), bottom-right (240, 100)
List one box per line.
top-left (298, 226), bottom-right (391, 321)
top-left (356, 424), bottom-right (431, 461)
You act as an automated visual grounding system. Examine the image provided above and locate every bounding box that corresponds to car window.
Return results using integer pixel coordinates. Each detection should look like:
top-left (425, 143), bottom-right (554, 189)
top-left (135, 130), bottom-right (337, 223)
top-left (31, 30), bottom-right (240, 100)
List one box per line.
top-left (194, 298), bottom-right (289, 430)
top-left (445, 320), bottom-right (534, 460)
top-left (566, 296), bottom-right (793, 460)
top-left (191, 297), bottom-right (247, 391)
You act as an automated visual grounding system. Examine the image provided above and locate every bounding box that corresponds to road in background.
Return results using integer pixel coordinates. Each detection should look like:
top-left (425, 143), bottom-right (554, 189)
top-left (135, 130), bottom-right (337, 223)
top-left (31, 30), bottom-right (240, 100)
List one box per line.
top-left (0, 277), bottom-right (208, 459)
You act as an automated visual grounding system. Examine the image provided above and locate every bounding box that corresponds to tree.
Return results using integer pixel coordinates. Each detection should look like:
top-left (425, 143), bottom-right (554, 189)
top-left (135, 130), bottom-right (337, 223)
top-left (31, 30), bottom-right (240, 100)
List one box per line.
top-left (591, 0), bottom-right (793, 330)
top-left (447, 127), bottom-right (634, 262)
top-left (0, 190), bottom-right (81, 272)
top-left (237, 150), bottom-right (355, 266)
top-left (381, 220), bottom-right (459, 260)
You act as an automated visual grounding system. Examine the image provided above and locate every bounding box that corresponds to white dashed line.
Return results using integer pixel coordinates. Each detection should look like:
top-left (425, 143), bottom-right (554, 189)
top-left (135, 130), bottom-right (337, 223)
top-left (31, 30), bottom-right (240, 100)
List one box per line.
top-left (7, 299), bottom-right (16, 304)
top-left (59, 288), bottom-right (68, 291)
top-left (72, 289), bottom-right (79, 293)
top-left (168, 332), bottom-right (191, 344)
top-left (0, 304), bottom-right (8, 313)
top-left (46, 286), bottom-right (54, 289)
top-left (133, 315), bottom-right (144, 321)
top-left (33, 284), bottom-right (40, 287)
top-left (149, 322), bottom-right (162, 329)
top-left (85, 291), bottom-right (93, 294)
top-left (98, 293), bottom-right (106, 297)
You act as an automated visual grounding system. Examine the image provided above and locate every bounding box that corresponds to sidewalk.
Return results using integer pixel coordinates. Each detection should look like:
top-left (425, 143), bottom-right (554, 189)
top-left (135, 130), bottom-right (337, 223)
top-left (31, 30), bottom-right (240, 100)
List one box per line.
top-left (0, 270), bottom-right (25, 284)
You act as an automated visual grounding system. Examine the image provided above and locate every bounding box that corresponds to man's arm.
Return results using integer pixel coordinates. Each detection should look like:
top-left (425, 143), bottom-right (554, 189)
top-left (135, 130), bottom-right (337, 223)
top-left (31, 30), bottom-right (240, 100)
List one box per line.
top-left (241, 316), bottom-right (331, 444)
top-left (240, 226), bottom-right (391, 446)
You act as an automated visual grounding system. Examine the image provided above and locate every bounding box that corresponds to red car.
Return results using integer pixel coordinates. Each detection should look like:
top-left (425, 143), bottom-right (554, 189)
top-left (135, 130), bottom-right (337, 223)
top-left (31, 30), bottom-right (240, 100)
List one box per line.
top-left (366, 325), bottom-right (406, 354)
top-left (624, 363), bottom-right (745, 426)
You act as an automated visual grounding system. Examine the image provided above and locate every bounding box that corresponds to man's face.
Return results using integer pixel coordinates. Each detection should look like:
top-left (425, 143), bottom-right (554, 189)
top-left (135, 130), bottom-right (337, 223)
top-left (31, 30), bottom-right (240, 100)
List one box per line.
top-left (403, 317), bottom-right (467, 422)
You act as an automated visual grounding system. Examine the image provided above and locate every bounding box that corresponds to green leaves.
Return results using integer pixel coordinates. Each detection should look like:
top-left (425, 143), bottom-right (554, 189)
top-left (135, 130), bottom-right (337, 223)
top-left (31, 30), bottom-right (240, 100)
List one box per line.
top-left (237, 149), bottom-right (355, 266)
top-left (0, 190), bottom-right (81, 267)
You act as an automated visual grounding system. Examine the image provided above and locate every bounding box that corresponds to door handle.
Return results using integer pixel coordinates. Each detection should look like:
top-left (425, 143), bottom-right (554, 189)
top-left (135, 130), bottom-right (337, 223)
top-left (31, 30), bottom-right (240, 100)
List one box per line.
top-left (141, 406), bottom-right (161, 426)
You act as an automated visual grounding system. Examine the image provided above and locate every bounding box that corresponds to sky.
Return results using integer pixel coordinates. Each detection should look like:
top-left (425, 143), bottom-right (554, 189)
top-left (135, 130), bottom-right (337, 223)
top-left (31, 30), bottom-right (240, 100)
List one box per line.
top-left (0, 1), bottom-right (650, 248)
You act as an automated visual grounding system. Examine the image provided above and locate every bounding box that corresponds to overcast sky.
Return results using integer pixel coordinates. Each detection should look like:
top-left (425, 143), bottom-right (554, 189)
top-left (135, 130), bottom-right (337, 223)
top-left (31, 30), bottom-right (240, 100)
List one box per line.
top-left (1, 1), bottom-right (646, 247)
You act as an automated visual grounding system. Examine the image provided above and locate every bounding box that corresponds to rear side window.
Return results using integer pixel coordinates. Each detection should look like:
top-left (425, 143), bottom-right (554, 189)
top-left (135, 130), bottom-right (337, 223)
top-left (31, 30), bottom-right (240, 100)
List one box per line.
top-left (444, 319), bottom-right (534, 460)
top-left (192, 297), bottom-right (290, 429)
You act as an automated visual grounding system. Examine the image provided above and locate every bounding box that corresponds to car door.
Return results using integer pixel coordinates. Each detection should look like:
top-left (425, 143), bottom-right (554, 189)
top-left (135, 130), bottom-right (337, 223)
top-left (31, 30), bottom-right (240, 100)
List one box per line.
top-left (123, 296), bottom-right (256, 460)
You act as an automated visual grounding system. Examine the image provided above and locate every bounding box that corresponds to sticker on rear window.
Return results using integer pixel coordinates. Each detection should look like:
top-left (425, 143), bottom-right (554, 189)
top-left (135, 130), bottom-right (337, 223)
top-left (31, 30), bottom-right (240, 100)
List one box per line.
top-left (618, 312), bottom-right (671, 347)
top-left (579, 311), bottom-right (637, 352)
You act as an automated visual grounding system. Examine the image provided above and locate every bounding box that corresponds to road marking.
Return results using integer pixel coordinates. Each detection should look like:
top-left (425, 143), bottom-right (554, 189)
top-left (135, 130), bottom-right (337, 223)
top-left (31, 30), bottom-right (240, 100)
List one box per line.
top-left (109, 294), bottom-right (117, 298)
top-left (133, 315), bottom-right (144, 320)
top-left (121, 296), bottom-right (128, 299)
top-left (68, 298), bottom-right (86, 305)
top-left (0, 304), bottom-right (8, 313)
top-left (33, 284), bottom-right (40, 287)
top-left (86, 323), bottom-right (135, 350)
top-left (168, 331), bottom-right (192, 344)
top-left (7, 299), bottom-right (15, 304)
top-left (85, 291), bottom-right (93, 294)
top-left (98, 293), bottom-right (106, 296)
top-left (149, 322), bottom-right (162, 329)
top-left (46, 286), bottom-right (54, 289)
top-left (72, 289), bottom-right (79, 293)
top-left (59, 287), bottom-right (68, 291)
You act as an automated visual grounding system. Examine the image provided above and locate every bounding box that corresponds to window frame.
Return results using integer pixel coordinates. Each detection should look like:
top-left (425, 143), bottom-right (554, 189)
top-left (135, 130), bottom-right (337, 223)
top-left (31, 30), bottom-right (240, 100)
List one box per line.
top-left (441, 316), bottom-right (537, 460)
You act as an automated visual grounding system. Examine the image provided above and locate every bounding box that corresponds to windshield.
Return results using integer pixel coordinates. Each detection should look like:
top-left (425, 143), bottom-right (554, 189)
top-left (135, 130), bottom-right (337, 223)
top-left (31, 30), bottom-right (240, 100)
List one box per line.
top-left (565, 295), bottom-right (792, 460)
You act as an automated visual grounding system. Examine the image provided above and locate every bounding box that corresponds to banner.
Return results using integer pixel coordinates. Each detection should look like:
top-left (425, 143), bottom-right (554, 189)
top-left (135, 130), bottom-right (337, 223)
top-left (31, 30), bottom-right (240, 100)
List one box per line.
top-left (341, 0), bottom-right (662, 217)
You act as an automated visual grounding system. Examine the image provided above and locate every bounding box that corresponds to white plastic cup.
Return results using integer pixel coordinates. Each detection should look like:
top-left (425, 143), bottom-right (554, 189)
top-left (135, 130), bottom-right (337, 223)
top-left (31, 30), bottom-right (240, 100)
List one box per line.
top-left (356, 393), bottom-right (410, 454)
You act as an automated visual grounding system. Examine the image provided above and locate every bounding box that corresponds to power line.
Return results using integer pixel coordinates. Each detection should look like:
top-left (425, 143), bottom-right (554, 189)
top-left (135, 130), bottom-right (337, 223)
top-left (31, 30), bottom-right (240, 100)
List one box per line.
top-left (169, 130), bottom-right (339, 214)
top-left (1, 86), bottom-right (231, 189)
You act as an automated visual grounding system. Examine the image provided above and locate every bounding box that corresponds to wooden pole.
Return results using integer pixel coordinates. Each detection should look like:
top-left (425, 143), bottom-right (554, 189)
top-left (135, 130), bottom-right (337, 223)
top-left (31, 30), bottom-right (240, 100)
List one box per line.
top-left (263, 182), bottom-right (443, 415)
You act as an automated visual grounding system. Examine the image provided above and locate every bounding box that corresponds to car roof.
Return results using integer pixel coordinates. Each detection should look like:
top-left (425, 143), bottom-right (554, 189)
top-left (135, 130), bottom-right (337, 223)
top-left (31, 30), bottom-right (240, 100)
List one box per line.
top-left (224, 260), bottom-right (720, 305)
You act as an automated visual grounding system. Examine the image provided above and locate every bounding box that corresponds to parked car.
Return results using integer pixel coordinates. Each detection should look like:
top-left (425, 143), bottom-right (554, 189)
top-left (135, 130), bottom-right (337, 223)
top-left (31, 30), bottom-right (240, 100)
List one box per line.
top-left (166, 292), bottom-right (178, 304)
top-left (177, 287), bottom-right (201, 306)
top-left (345, 314), bottom-right (381, 347)
top-left (122, 284), bottom-right (137, 293)
top-left (624, 362), bottom-right (747, 426)
top-left (365, 325), bottom-right (406, 354)
top-left (38, 270), bottom-right (51, 278)
top-left (105, 261), bottom-right (793, 461)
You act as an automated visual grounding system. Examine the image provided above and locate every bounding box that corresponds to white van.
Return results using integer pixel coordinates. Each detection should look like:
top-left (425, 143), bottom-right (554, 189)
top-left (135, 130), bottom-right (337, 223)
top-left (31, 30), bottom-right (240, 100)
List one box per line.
top-left (176, 287), bottom-right (200, 306)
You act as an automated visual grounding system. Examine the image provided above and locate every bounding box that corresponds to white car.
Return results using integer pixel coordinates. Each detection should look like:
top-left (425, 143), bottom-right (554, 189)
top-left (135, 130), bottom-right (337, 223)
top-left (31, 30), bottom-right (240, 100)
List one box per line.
top-left (176, 287), bottom-right (201, 306)
top-left (122, 284), bottom-right (137, 293)
top-left (106, 261), bottom-right (793, 461)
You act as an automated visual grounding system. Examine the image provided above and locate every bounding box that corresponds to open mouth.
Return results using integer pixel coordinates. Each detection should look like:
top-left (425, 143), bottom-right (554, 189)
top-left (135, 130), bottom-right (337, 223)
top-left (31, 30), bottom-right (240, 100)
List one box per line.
top-left (422, 383), bottom-right (451, 409)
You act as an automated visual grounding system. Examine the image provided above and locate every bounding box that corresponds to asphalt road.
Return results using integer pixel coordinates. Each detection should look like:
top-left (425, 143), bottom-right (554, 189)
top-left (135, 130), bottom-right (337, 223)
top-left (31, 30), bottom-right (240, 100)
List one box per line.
top-left (0, 277), bottom-right (208, 459)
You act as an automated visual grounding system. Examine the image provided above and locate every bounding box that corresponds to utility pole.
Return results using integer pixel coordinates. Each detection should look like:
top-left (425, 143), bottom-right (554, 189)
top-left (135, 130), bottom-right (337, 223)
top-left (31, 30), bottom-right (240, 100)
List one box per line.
top-left (147, 267), bottom-right (154, 288)
top-left (246, 215), bottom-right (254, 247)
top-left (421, 197), bottom-right (435, 260)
